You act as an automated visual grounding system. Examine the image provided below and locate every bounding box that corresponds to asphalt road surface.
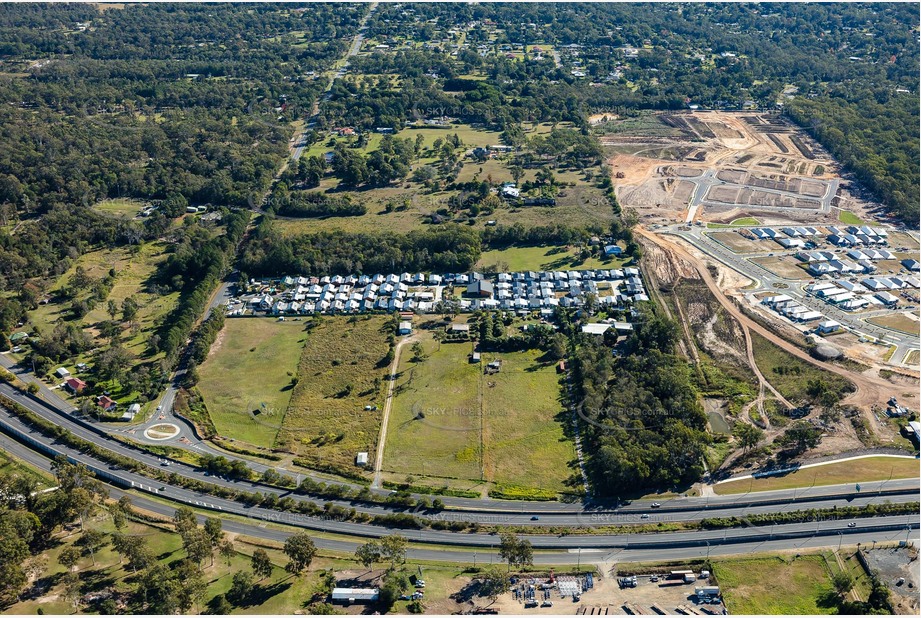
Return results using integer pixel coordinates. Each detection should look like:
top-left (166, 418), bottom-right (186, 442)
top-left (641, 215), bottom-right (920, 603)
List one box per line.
top-left (1, 431), bottom-right (916, 564)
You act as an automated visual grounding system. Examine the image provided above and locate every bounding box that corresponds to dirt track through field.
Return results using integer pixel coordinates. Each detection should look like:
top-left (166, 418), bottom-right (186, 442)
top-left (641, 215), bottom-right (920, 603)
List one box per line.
top-left (372, 332), bottom-right (417, 488)
top-left (637, 227), bottom-right (895, 411)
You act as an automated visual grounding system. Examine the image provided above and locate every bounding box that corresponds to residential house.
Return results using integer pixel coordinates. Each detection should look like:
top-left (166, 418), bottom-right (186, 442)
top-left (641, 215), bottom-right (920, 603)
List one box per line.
top-left (64, 377), bottom-right (87, 394)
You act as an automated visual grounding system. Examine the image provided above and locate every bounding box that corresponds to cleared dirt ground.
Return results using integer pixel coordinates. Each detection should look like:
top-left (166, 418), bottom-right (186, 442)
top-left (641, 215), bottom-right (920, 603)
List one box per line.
top-left (604, 111), bottom-right (876, 226)
top-left (490, 571), bottom-right (725, 616)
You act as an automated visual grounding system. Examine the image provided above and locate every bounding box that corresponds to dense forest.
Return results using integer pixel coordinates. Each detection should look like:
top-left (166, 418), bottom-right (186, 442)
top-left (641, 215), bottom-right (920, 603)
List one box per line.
top-left (239, 218), bottom-right (483, 276)
top-left (571, 306), bottom-right (710, 496)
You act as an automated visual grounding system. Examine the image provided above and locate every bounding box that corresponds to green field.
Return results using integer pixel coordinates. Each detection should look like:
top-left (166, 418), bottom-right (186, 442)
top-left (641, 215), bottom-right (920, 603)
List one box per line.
top-left (838, 209), bottom-right (868, 225)
top-left (92, 197), bottom-right (148, 217)
top-left (476, 244), bottom-right (629, 272)
top-left (383, 328), bottom-right (576, 494)
top-left (197, 318), bottom-right (309, 448)
top-left (714, 456), bottom-right (919, 494)
top-left (750, 332), bottom-right (853, 404)
top-left (277, 315), bottom-right (393, 468)
top-left (26, 241), bottom-right (180, 409)
top-left (713, 554), bottom-right (839, 615)
top-left (707, 217), bottom-right (760, 229)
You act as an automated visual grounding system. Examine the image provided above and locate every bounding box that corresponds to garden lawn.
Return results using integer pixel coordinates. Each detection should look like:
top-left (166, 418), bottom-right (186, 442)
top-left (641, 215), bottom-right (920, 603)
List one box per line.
top-left (197, 318), bottom-right (309, 448)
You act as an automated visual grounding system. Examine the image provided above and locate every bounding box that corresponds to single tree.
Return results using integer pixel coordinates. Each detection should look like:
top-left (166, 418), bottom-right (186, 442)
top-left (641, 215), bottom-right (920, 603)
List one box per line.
top-left (478, 567), bottom-right (510, 606)
top-left (227, 570), bottom-right (254, 606)
top-left (832, 571), bottom-right (854, 598)
top-left (219, 540), bottom-right (236, 566)
top-left (251, 548), bottom-right (274, 581)
top-left (58, 546), bottom-right (81, 572)
top-left (283, 533), bottom-right (317, 574)
top-left (379, 534), bottom-right (407, 569)
top-left (355, 540), bottom-right (382, 571)
top-left (176, 560), bottom-right (207, 613)
top-left (79, 529), bottom-right (106, 566)
top-left (733, 422), bottom-right (764, 451)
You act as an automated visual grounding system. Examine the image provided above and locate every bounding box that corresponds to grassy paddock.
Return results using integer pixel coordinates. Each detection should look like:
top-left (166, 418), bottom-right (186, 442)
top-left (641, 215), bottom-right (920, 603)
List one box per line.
top-left (714, 455), bottom-right (919, 494)
top-left (384, 329), bottom-right (575, 493)
top-left (749, 331), bottom-right (853, 404)
top-left (707, 217), bottom-right (760, 229)
top-left (197, 318), bottom-right (309, 448)
top-left (837, 209), bottom-right (868, 225)
top-left (92, 198), bottom-right (148, 217)
top-left (476, 245), bottom-right (629, 272)
top-left (278, 315), bottom-right (393, 468)
top-left (27, 241), bottom-right (179, 409)
top-left (712, 553), bottom-right (838, 615)
top-left (867, 311), bottom-right (920, 336)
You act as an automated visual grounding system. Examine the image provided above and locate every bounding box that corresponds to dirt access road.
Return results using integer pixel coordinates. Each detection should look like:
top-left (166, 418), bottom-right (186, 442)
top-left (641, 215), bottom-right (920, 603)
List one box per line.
top-left (637, 227), bottom-right (896, 411)
top-left (371, 332), bottom-right (418, 488)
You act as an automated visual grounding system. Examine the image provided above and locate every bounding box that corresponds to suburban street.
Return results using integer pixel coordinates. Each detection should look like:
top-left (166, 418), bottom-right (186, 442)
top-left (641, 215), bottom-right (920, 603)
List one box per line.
top-left (665, 224), bottom-right (920, 365)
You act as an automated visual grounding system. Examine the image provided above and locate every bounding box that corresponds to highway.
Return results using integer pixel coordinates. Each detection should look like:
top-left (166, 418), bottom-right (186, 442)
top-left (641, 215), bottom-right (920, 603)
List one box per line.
top-left (0, 423), bottom-right (916, 562)
top-left (0, 375), bottom-right (917, 522)
top-left (0, 378), bottom-right (918, 543)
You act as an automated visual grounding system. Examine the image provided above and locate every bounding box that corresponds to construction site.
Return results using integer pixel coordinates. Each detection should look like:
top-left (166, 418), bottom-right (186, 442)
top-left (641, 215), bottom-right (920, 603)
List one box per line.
top-left (602, 111), bottom-right (878, 227)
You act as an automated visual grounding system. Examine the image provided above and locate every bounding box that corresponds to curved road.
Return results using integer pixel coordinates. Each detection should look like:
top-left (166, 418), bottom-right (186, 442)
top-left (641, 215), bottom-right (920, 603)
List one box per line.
top-left (1, 381), bottom-right (917, 546)
top-left (0, 426), bottom-right (916, 561)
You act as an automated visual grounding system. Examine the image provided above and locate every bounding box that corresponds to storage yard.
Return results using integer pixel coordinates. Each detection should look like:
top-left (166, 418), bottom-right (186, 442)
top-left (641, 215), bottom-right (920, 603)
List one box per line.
top-left (491, 569), bottom-right (727, 616)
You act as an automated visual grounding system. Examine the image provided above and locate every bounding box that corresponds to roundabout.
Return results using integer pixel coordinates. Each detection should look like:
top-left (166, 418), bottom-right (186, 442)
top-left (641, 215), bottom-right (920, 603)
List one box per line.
top-left (143, 422), bottom-right (180, 441)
